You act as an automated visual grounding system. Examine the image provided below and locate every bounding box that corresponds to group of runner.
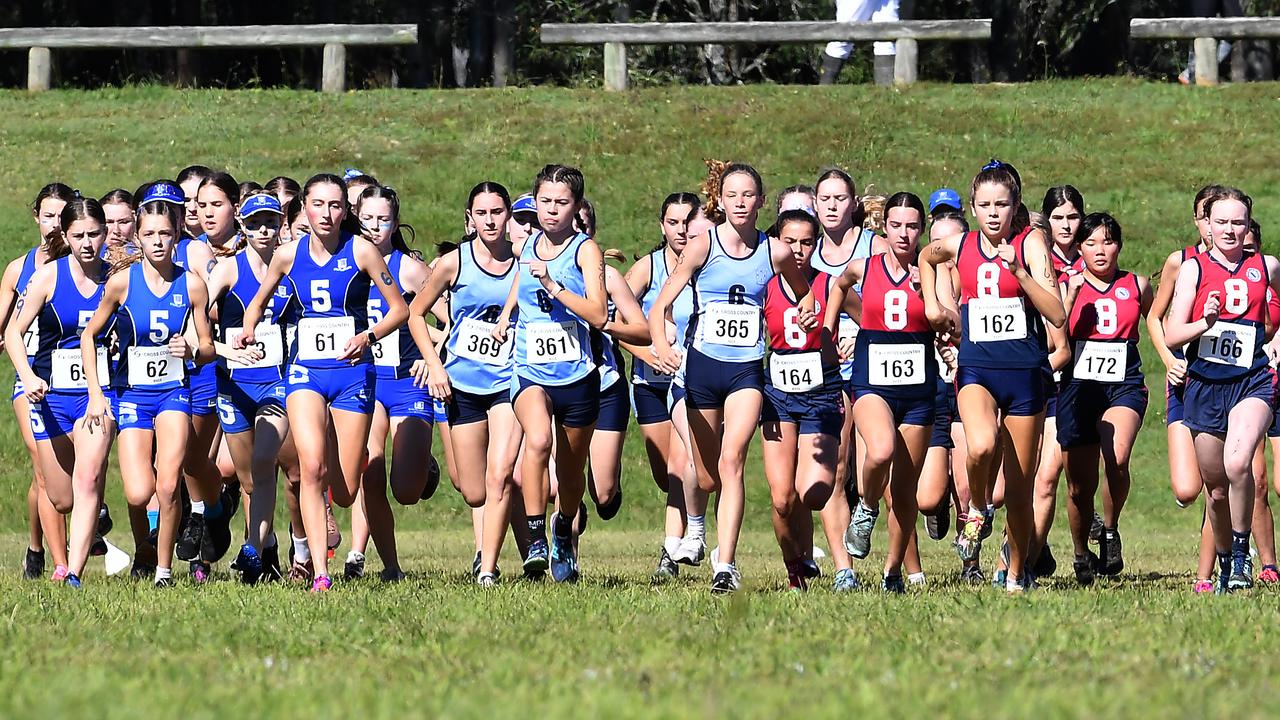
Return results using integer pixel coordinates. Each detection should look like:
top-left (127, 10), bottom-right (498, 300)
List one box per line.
top-left (3, 160), bottom-right (1272, 595)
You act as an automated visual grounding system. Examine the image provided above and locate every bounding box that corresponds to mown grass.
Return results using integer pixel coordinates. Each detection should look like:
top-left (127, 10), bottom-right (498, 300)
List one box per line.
top-left (0, 81), bottom-right (1277, 717)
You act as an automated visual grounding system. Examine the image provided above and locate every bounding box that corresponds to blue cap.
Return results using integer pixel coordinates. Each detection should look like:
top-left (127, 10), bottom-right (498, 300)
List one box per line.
top-left (512, 193), bottom-right (537, 215)
top-left (239, 193), bottom-right (283, 217)
top-left (141, 182), bottom-right (185, 206)
top-left (928, 188), bottom-right (962, 214)
top-left (343, 168), bottom-right (365, 181)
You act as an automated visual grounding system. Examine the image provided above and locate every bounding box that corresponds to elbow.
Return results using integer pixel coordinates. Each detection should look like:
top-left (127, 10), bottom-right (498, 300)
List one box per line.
top-left (586, 311), bottom-right (609, 331)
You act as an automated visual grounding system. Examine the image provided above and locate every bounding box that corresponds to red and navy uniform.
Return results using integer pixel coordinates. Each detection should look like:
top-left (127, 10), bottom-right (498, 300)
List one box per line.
top-left (761, 270), bottom-right (842, 436)
top-left (1182, 251), bottom-right (1277, 435)
top-left (1056, 272), bottom-right (1149, 448)
top-left (1165, 243), bottom-right (1208, 426)
top-left (1050, 246), bottom-right (1083, 284)
top-left (850, 255), bottom-right (937, 426)
top-left (955, 231), bottom-right (1049, 416)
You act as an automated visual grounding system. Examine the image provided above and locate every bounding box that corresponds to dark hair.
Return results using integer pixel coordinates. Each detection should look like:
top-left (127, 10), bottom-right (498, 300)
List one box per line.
top-left (1202, 186), bottom-right (1252, 222)
top-left (930, 209), bottom-right (969, 234)
top-left (32, 182), bottom-right (76, 214)
top-left (59, 197), bottom-right (107, 235)
top-left (285, 195), bottom-right (304, 227)
top-left (719, 162), bottom-right (764, 198)
top-left (238, 180), bottom-right (263, 198)
top-left (533, 164), bottom-right (585, 203)
top-left (1250, 219), bottom-right (1263, 250)
top-left (1073, 212), bottom-right (1123, 250)
top-left (884, 192), bottom-right (927, 225)
top-left (346, 174), bottom-right (379, 190)
top-left (769, 208), bottom-right (820, 240)
top-left (467, 181), bottom-right (512, 212)
top-left (775, 184), bottom-right (815, 213)
top-left (99, 188), bottom-right (134, 207)
top-left (437, 240), bottom-right (460, 258)
top-left (1041, 185), bottom-right (1085, 218)
top-left (1194, 184), bottom-right (1228, 217)
top-left (576, 198), bottom-right (596, 237)
top-left (355, 184), bottom-right (414, 255)
top-left (300, 173), bottom-right (361, 236)
top-left (265, 176), bottom-right (301, 198)
top-left (815, 167), bottom-right (875, 230)
top-left (176, 165), bottom-right (213, 187)
top-left (637, 192), bottom-right (701, 259)
top-left (198, 171), bottom-right (241, 206)
top-left (114, 199), bottom-right (183, 275)
top-left (970, 161), bottom-right (1023, 205)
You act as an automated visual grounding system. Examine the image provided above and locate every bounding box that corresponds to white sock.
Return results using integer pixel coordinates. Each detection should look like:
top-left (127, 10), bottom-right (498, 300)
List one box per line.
top-left (713, 561), bottom-right (735, 575)
top-left (292, 534), bottom-right (311, 562)
top-left (968, 504), bottom-right (984, 519)
top-left (346, 550), bottom-right (364, 563)
top-left (664, 536), bottom-right (681, 556)
top-left (686, 515), bottom-right (705, 538)
top-left (908, 572), bottom-right (926, 586)
top-left (154, 566), bottom-right (172, 581)
top-left (190, 500), bottom-right (206, 515)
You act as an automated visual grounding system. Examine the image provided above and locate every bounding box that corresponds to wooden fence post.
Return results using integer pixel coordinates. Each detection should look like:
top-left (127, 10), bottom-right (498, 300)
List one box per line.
top-left (604, 42), bottom-right (628, 91)
top-left (323, 42), bottom-right (346, 93)
top-left (894, 37), bottom-right (918, 85)
top-left (27, 47), bottom-right (51, 91)
top-left (1194, 36), bottom-right (1218, 85)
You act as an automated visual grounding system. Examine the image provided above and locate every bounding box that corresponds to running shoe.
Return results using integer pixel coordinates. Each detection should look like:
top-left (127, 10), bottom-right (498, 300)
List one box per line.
top-left (262, 544), bottom-right (283, 583)
top-left (1073, 551), bottom-right (1099, 586)
top-left (991, 568), bottom-right (1007, 588)
top-left (22, 548), bottom-right (44, 579)
top-left (523, 538), bottom-right (549, 578)
top-left (549, 531), bottom-right (580, 584)
top-left (51, 564), bottom-right (68, 583)
top-left (380, 568), bottom-right (406, 583)
top-left (421, 455), bottom-right (441, 501)
top-left (1033, 543), bottom-right (1058, 578)
top-left (786, 562), bottom-right (808, 592)
top-left (801, 558), bottom-right (821, 579)
top-left (471, 550), bottom-right (482, 580)
top-left (672, 534), bottom-right (706, 566)
top-left (154, 576), bottom-right (174, 588)
top-left (65, 573), bottom-right (82, 589)
top-left (1193, 579), bottom-right (1214, 594)
top-left (311, 575), bottom-right (333, 593)
top-left (189, 561), bottom-right (211, 584)
top-left (89, 534), bottom-right (108, 557)
top-left (325, 503), bottom-right (341, 551)
top-left (176, 512), bottom-right (205, 562)
top-left (1098, 528), bottom-right (1124, 576)
top-left (844, 502), bottom-right (879, 559)
top-left (832, 567), bottom-right (859, 591)
top-left (1260, 565), bottom-right (1280, 584)
top-left (477, 572), bottom-right (497, 588)
top-left (881, 573), bottom-right (906, 594)
top-left (98, 504), bottom-right (113, 536)
top-left (1229, 553), bottom-right (1254, 592)
top-left (202, 488), bottom-right (237, 563)
top-left (955, 512), bottom-right (984, 562)
top-left (959, 564), bottom-right (985, 585)
top-left (651, 549), bottom-right (679, 584)
top-left (979, 509), bottom-right (994, 540)
top-left (289, 558), bottom-right (314, 584)
top-left (131, 559), bottom-right (156, 581)
top-left (710, 567), bottom-right (741, 595)
top-left (344, 551), bottom-right (366, 580)
top-left (925, 502), bottom-right (949, 542)
top-left (1088, 512), bottom-right (1104, 544)
top-left (237, 544), bottom-right (263, 585)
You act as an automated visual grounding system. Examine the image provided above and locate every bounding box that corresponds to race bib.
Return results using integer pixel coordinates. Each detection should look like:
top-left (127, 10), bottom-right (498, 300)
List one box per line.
top-left (1197, 321), bottom-right (1256, 369)
top-left (226, 324), bottom-right (283, 370)
top-left (636, 358), bottom-right (673, 384)
top-left (296, 317), bottom-right (356, 361)
top-left (705, 303), bottom-right (760, 348)
top-left (869, 344), bottom-right (927, 386)
top-left (968, 298), bottom-right (1027, 342)
top-left (769, 352), bottom-right (823, 393)
top-left (838, 317), bottom-right (860, 343)
top-left (22, 326), bottom-right (39, 356)
top-left (526, 321), bottom-right (580, 365)
top-left (51, 348), bottom-right (108, 390)
top-left (1074, 341), bottom-right (1126, 383)
top-left (127, 346), bottom-right (183, 386)
top-left (372, 329), bottom-right (401, 368)
top-left (454, 318), bottom-right (511, 366)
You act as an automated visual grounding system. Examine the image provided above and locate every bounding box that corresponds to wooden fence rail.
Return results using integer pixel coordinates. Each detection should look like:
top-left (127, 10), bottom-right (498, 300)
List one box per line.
top-left (1130, 17), bottom-right (1280, 86)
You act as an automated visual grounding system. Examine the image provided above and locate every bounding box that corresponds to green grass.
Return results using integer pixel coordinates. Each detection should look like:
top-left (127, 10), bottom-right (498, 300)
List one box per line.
top-left (0, 80), bottom-right (1278, 717)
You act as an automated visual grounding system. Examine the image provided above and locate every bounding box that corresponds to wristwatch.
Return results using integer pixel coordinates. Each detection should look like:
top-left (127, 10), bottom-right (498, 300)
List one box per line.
top-left (365, 330), bottom-right (378, 345)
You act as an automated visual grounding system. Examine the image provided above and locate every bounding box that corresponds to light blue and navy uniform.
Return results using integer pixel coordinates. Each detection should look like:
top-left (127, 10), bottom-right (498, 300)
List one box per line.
top-left (285, 234), bottom-right (375, 413)
top-left (593, 300), bottom-right (631, 433)
top-left (511, 231), bottom-right (599, 427)
top-left (444, 241), bottom-right (516, 425)
top-left (28, 257), bottom-right (113, 440)
top-left (174, 233), bottom-right (218, 416)
top-left (111, 263), bottom-right (194, 430)
top-left (630, 248), bottom-right (677, 424)
top-left (811, 228), bottom-right (878, 392)
top-left (215, 252), bottom-right (292, 434)
top-left (851, 255), bottom-right (938, 426)
top-left (955, 230), bottom-right (1048, 416)
top-left (665, 263), bottom-right (697, 412)
top-left (11, 249), bottom-right (40, 400)
top-left (370, 249), bottom-right (431, 421)
top-left (685, 227), bottom-right (773, 409)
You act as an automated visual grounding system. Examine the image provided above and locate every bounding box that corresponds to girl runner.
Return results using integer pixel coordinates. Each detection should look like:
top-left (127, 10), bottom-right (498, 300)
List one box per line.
top-left (100, 189), bottom-right (137, 261)
top-left (82, 188), bottom-right (216, 586)
top-left (1056, 213), bottom-right (1151, 584)
top-left (234, 173), bottom-right (408, 592)
top-left (648, 162), bottom-right (814, 594)
top-left (5, 198), bottom-right (115, 587)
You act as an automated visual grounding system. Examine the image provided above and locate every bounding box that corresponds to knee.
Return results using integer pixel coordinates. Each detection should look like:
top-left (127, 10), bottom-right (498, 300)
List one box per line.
top-left (1224, 455), bottom-right (1252, 482)
top-left (298, 457), bottom-right (326, 487)
top-left (863, 439), bottom-right (894, 471)
top-left (124, 485), bottom-right (153, 508)
top-left (392, 476), bottom-right (424, 506)
top-left (769, 487), bottom-right (796, 517)
top-left (966, 433), bottom-right (998, 464)
top-left (524, 430), bottom-right (553, 459)
top-left (799, 482), bottom-right (833, 511)
top-left (48, 489), bottom-right (73, 515)
top-left (717, 450), bottom-right (746, 479)
top-left (155, 477), bottom-right (180, 505)
top-left (1206, 484), bottom-right (1229, 503)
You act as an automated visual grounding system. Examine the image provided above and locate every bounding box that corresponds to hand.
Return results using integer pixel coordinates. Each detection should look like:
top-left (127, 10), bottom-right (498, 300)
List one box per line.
top-left (527, 260), bottom-right (550, 282)
top-left (995, 243), bottom-right (1017, 269)
top-left (22, 376), bottom-right (48, 403)
top-left (1166, 357), bottom-right (1187, 387)
top-left (232, 327), bottom-right (255, 350)
top-left (1203, 291), bottom-right (1221, 326)
top-left (85, 391), bottom-right (113, 433)
top-left (664, 320), bottom-right (677, 345)
top-left (925, 304), bottom-right (954, 335)
top-left (491, 317), bottom-right (510, 343)
top-left (837, 336), bottom-right (857, 362)
top-left (1066, 273), bottom-right (1085, 296)
top-left (424, 363), bottom-right (453, 401)
top-left (226, 345), bottom-right (264, 367)
top-left (337, 332), bottom-right (370, 363)
top-left (1267, 341), bottom-right (1280, 367)
top-left (943, 309), bottom-right (962, 344)
top-left (168, 335), bottom-right (194, 360)
top-left (652, 344), bottom-right (683, 376)
top-left (909, 265), bottom-right (921, 290)
top-left (796, 306), bottom-right (818, 332)
top-left (938, 343), bottom-right (959, 371)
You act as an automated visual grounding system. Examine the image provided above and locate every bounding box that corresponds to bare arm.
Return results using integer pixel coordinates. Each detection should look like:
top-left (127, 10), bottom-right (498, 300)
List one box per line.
top-left (343, 239), bottom-right (409, 361)
top-left (919, 234), bottom-right (961, 331)
top-left (648, 232), bottom-right (710, 374)
top-left (1163, 259), bottom-right (1213, 349)
top-left (81, 272), bottom-right (129, 429)
top-left (407, 250), bottom-right (458, 395)
top-left (234, 243), bottom-right (294, 348)
top-left (1012, 230), bottom-right (1066, 327)
top-left (1146, 251), bottom-right (1184, 369)
top-left (4, 265), bottom-right (53, 398)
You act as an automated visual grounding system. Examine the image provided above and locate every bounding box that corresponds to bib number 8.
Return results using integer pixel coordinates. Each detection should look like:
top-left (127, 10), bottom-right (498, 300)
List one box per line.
top-left (1095, 298), bottom-right (1117, 335)
top-left (977, 263), bottom-right (1001, 298)
top-left (782, 307), bottom-right (806, 348)
top-left (884, 290), bottom-right (908, 330)
top-left (1225, 278), bottom-right (1248, 315)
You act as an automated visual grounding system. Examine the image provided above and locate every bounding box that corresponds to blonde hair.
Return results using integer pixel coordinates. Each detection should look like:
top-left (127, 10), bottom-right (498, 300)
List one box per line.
top-left (700, 159), bottom-right (729, 224)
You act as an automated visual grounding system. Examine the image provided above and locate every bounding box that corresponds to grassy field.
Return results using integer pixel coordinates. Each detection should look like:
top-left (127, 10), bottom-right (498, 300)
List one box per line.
top-left (0, 80), bottom-right (1278, 717)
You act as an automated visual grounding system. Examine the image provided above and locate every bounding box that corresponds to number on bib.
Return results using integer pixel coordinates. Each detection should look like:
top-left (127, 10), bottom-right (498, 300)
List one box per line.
top-left (372, 329), bottom-right (401, 368)
top-left (525, 321), bottom-right (580, 364)
top-left (127, 346), bottom-right (183, 387)
top-left (769, 352), bottom-right (823, 393)
top-left (1073, 341), bottom-right (1127, 383)
top-left (296, 317), bottom-right (356, 361)
top-left (51, 348), bottom-right (108, 390)
top-left (868, 344), bottom-right (926, 386)
top-left (705, 303), bottom-right (760, 348)
top-left (226, 324), bottom-right (284, 370)
top-left (1197, 321), bottom-right (1256, 369)
top-left (22, 326), bottom-right (39, 356)
top-left (455, 318), bottom-right (512, 366)
top-left (968, 297), bottom-right (1027, 342)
